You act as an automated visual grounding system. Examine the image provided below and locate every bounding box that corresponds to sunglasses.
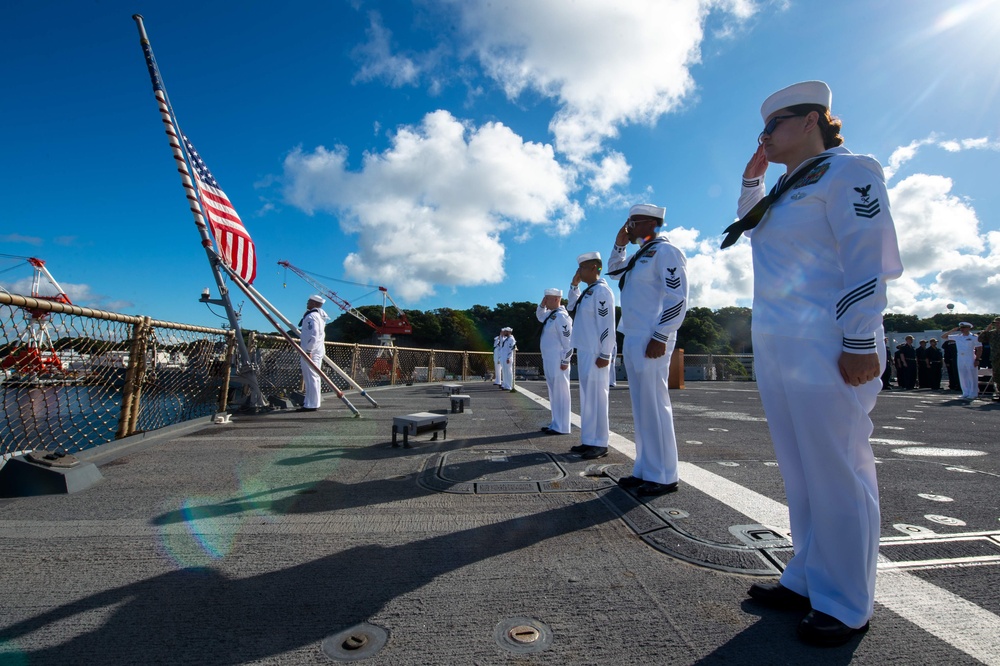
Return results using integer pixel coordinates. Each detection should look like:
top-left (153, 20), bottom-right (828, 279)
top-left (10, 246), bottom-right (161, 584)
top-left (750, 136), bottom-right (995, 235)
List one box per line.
top-left (758, 114), bottom-right (802, 144)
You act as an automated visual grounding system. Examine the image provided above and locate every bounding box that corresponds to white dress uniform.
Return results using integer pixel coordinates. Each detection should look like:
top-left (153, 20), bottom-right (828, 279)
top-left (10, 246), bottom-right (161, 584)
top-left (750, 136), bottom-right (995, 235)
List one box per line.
top-left (492, 335), bottom-right (503, 385)
top-left (568, 278), bottom-right (616, 448)
top-left (498, 333), bottom-right (517, 390)
top-left (299, 306), bottom-right (330, 409)
top-left (608, 232), bottom-right (688, 486)
top-left (537, 304), bottom-right (574, 433)
top-left (739, 145), bottom-right (902, 629)
top-left (953, 332), bottom-right (982, 399)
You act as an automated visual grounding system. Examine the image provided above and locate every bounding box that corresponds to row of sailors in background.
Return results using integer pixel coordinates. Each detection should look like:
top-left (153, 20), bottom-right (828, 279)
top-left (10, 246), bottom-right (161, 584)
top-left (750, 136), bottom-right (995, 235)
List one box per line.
top-left (887, 319), bottom-right (999, 401)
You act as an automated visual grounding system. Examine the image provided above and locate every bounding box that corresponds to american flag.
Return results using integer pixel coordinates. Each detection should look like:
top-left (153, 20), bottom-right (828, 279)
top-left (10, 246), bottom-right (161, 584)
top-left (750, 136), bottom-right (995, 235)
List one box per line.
top-left (183, 135), bottom-right (257, 284)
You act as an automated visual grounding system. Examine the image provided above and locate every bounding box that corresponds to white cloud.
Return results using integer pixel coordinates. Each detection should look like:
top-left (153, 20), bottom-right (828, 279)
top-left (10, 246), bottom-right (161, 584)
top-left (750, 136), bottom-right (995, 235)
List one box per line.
top-left (351, 12), bottom-right (421, 88)
top-left (0, 277), bottom-right (131, 312)
top-left (885, 174), bottom-right (1000, 316)
top-left (884, 134), bottom-right (1000, 181)
top-left (0, 234), bottom-right (42, 246)
top-left (283, 110), bottom-right (581, 300)
top-left (666, 225), bottom-right (754, 310)
top-left (442, 0), bottom-right (759, 172)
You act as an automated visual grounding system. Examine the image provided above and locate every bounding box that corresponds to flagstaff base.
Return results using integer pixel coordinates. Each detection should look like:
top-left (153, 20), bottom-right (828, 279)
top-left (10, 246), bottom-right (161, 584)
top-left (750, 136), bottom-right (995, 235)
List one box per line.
top-left (0, 452), bottom-right (103, 497)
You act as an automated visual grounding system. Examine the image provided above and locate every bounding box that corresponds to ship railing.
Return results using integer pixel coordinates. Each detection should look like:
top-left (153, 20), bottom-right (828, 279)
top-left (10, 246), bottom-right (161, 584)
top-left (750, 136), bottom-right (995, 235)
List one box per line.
top-left (1, 292), bottom-right (233, 458)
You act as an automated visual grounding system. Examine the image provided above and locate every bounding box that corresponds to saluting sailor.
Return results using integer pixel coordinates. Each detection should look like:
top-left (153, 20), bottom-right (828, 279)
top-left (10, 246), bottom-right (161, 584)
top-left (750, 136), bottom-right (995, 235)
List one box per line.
top-left (607, 203), bottom-right (688, 496)
top-left (567, 252), bottom-right (616, 460)
top-left (498, 327), bottom-right (517, 391)
top-left (723, 81), bottom-right (902, 646)
top-left (944, 322), bottom-right (982, 400)
top-left (536, 288), bottom-right (573, 435)
top-left (298, 294), bottom-right (330, 412)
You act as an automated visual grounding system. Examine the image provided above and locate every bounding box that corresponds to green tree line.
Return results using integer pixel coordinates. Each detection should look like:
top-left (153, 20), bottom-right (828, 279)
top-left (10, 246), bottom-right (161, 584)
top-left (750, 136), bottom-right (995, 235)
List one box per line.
top-left (324, 305), bottom-right (997, 355)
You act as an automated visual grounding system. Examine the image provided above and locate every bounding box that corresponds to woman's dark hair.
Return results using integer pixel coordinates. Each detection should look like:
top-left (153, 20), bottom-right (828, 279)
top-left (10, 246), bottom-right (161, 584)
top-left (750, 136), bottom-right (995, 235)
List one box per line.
top-left (787, 103), bottom-right (843, 149)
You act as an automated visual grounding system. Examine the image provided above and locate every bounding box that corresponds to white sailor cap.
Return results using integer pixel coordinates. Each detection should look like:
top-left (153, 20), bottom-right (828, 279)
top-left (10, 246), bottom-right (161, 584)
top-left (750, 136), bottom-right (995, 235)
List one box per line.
top-left (577, 251), bottom-right (602, 265)
top-left (761, 80), bottom-right (832, 121)
top-left (501, 326), bottom-right (513, 332)
top-left (544, 288), bottom-right (562, 297)
top-left (959, 321), bottom-right (973, 327)
top-left (629, 203), bottom-right (665, 220)
top-left (307, 294), bottom-right (325, 305)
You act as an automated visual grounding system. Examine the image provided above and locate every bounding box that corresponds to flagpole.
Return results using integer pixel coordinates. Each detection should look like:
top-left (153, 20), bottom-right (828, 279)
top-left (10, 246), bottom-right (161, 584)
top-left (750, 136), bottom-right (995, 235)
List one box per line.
top-left (132, 14), bottom-right (266, 411)
top-left (234, 278), bottom-right (379, 408)
top-left (217, 262), bottom-right (361, 416)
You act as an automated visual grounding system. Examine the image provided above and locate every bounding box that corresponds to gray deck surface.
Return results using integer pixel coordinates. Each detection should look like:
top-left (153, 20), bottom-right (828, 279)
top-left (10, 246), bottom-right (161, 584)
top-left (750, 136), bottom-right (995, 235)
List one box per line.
top-left (0, 380), bottom-right (997, 665)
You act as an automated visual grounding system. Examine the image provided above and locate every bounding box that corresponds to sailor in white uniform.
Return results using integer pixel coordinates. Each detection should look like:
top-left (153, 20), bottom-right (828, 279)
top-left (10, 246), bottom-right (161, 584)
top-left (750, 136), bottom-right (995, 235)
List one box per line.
top-left (726, 81), bottom-right (902, 646)
top-left (492, 332), bottom-right (504, 386)
top-left (298, 294), bottom-right (330, 412)
top-left (945, 322), bottom-right (982, 400)
top-left (536, 288), bottom-right (573, 434)
top-left (607, 203), bottom-right (688, 496)
top-left (498, 327), bottom-right (517, 390)
top-left (568, 252), bottom-right (616, 460)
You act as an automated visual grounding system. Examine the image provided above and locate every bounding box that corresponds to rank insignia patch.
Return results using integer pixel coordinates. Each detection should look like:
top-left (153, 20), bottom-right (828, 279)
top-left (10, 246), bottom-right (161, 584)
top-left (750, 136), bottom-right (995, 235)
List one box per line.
top-left (793, 162), bottom-right (831, 189)
top-left (852, 184), bottom-right (881, 218)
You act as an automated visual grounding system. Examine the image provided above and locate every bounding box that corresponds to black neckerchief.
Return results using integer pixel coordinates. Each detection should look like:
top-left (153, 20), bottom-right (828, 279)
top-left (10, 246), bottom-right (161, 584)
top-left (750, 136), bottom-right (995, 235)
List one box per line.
top-left (536, 310), bottom-right (558, 339)
top-left (720, 154), bottom-right (833, 249)
top-left (298, 308), bottom-right (320, 328)
top-left (606, 238), bottom-right (665, 290)
top-left (568, 283), bottom-right (596, 317)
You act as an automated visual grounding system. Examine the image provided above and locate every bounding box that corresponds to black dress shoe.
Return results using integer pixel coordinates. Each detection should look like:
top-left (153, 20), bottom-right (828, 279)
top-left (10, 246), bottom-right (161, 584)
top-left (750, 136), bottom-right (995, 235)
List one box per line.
top-left (747, 582), bottom-right (810, 611)
top-left (295, 407), bottom-right (318, 412)
top-left (635, 481), bottom-right (678, 496)
top-left (617, 475), bottom-right (644, 488)
top-left (797, 610), bottom-right (869, 647)
top-left (569, 444), bottom-right (589, 453)
top-left (540, 426), bottom-right (551, 432)
top-left (580, 445), bottom-right (608, 460)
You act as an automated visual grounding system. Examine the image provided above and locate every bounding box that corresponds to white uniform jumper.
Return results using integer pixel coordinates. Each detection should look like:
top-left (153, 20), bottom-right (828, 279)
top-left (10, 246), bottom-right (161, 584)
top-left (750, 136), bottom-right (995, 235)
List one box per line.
top-left (498, 335), bottom-right (517, 390)
top-left (299, 307), bottom-right (330, 409)
top-left (608, 233), bottom-right (688, 485)
top-left (568, 278), bottom-right (616, 448)
top-left (739, 146), bottom-right (902, 629)
top-left (953, 333), bottom-right (982, 399)
top-left (536, 304), bottom-right (574, 433)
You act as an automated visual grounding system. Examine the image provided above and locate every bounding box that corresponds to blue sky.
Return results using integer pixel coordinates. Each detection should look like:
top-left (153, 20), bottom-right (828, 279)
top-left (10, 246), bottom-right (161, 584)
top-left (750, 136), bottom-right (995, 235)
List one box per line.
top-left (3, 0), bottom-right (1000, 331)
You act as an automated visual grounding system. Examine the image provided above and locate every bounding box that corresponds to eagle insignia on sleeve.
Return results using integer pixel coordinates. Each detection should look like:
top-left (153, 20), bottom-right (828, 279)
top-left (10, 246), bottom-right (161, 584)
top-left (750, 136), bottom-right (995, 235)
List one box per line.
top-left (665, 267), bottom-right (681, 289)
top-left (852, 184), bottom-right (881, 218)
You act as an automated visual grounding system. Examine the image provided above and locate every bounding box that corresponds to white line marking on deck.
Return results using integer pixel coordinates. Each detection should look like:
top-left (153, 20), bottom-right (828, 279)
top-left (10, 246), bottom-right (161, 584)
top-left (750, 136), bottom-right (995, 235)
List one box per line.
top-left (514, 384), bottom-right (1000, 665)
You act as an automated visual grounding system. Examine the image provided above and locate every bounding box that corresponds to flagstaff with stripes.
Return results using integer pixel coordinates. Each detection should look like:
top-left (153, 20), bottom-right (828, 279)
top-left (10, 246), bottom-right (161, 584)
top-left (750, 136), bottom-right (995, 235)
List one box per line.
top-left (131, 15), bottom-right (363, 415)
top-left (132, 14), bottom-right (267, 410)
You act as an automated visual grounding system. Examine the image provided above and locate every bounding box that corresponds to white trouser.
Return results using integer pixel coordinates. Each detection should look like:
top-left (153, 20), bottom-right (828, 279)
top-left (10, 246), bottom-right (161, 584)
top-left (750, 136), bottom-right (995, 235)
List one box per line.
top-left (542, 351), bottom-right (571, 433)
top-left (494, 359), bottom-right (503, 384)
top-left (300, 347), bottom-right (324, 408)
top-left (753, 331), bottom-right (882, 629)
top-left (576, 350), bottom-right (610, 447)
top-left (957, 353), bottom-right (978, 398)
top-left (623, 335), bottom-right (678, 485)
top-left (501, 352), bottom-right (515, 389)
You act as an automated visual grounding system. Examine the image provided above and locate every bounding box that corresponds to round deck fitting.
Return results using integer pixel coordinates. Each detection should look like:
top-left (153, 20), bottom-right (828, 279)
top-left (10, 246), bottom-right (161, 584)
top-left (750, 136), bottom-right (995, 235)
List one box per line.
top-left (321, 623), bottom-right (389, 661)
top-left (494, 617), bottom-right (553, 654)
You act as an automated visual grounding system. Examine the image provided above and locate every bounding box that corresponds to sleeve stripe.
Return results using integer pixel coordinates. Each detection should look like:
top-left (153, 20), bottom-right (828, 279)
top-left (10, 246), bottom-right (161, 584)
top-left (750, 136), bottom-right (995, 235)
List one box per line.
top-left (843, 336), bottom-right (877, 350)
top-left (659, 301), bottom-right (685, 324)
top-left (835, 278), bottom-right (877, 317)
top-left (836, 288), bottom-right (877, 320)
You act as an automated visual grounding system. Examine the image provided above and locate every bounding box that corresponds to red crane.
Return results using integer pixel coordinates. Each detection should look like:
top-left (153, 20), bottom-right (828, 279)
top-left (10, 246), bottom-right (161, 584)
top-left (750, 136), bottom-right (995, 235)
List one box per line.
top-left (1, 256), bottom-right (72, 376)
top-left (278, 261), bottom-right (413, 341)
